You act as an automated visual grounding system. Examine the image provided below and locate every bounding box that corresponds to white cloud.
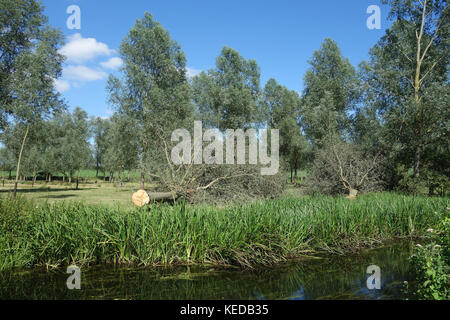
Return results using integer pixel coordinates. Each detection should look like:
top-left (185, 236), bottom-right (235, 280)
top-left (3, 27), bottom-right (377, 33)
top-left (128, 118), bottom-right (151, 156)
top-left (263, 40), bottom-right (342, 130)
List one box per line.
top-left (53, 79), bottom-right (70, 92)
top-left (100, 57), bottom-right (123, 70)
top-left (63, 65), bottom-right (108, 82)
top-left (59, 33), bottom-right (113, 63)
top-left (186, 67), bottom-right (201, 78)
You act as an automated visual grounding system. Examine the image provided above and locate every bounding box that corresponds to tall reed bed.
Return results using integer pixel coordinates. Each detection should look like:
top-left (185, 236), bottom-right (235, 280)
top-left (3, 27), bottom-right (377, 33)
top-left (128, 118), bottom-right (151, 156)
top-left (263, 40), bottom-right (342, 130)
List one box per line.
top-left (0, 193), bottom-right (448, 270)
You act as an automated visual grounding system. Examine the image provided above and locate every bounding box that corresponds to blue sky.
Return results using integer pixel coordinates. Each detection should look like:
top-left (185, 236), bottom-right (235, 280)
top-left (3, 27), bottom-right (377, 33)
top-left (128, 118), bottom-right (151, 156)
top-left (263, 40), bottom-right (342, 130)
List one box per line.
top-left (42, 0), bottom-right (391, 118)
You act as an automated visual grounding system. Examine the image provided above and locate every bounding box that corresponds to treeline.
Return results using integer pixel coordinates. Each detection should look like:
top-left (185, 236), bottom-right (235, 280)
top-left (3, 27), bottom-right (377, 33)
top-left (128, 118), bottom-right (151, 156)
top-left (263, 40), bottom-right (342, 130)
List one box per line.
top-left (0, 0), bottom-right (449, 197)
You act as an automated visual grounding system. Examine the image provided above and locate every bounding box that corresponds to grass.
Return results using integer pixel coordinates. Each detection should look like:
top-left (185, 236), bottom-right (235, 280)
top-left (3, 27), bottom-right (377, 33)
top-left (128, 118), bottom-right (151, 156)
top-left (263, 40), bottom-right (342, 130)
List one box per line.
top-left (0, 181), bottom-right (138, 207)
top-left (0, 192), bottom-right (448, 271)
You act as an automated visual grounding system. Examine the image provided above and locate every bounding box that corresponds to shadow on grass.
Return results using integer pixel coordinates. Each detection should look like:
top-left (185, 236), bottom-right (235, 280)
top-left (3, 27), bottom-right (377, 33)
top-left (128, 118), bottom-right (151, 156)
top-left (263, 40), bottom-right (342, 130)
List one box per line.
top-left (37, 194), bottom-right (78, 199)
top-left (0, 188), bottom-right (97, 194)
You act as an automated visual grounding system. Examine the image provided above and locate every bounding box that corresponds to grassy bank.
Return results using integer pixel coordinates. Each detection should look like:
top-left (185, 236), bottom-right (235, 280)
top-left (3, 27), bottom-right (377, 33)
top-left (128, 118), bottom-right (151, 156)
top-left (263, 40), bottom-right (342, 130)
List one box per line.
top-left (0, 193), bottom-right (448, 271)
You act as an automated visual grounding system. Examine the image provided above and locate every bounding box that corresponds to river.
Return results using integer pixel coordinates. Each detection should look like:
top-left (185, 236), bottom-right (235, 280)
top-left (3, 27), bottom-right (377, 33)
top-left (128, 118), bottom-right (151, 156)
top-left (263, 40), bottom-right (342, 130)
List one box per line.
top-left (0, 242), bottom-right (414, 300)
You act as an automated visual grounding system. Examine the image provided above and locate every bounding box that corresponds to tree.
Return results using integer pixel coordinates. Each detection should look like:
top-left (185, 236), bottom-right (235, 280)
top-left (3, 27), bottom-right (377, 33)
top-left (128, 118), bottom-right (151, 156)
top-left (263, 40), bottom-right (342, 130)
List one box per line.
top-left (300, 38), bottom-right (358, 146)
top-left (107, 12), bottom-right (194, 189)
top-left (59, 108), bottom-right (92, 189)
top-left (307, 140), bottom-right (385, 197)
top-left (0, 0), bottom-right (47, 132)
top-left (365, 0), bottom-right (449, 179)
top-left (90, 117), bottom-right (111, 179)
top-left (192, 47), bottom-right (263, 131)
top-left (5, 10), bottom-right (65, 197)
top-left (103, 113), bottom-right (139, 183)
top-left (0, 147), bottom-right (15, 180)
top-left (263, 78), bottom-right (311, 182)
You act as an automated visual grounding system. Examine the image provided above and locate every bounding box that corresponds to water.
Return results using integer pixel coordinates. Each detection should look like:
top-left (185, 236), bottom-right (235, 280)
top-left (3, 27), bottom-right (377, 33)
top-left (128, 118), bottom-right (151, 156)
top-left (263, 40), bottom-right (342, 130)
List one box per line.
top-left (0, 242), bottom-right (414, 300)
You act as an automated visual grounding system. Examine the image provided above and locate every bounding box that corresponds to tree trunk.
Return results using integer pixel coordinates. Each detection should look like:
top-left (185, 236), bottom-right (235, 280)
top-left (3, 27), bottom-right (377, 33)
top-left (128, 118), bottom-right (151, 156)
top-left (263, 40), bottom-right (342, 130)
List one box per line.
top-left (76, 169), bottom-right (80, 190)
top-left (8, 170), bottom-right (12, 180)
top-left (346, 188), bottom-right (358, 199)
top-left (413, 142), bottom-right (423, 179)
top-left (32, 175), bottom-right (37, 188)
top-left (141, 171), bottom-right (145, 189)
top-left (13, 123), bottom-right (30, 198)
top-left (132, 190), bottom-right (183, 207)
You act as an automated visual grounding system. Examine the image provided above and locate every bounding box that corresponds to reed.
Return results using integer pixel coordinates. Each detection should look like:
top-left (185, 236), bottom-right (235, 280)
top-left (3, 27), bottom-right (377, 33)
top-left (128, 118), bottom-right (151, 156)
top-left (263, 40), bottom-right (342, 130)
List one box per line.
top-left (0, 193), bottom-right (448, 270)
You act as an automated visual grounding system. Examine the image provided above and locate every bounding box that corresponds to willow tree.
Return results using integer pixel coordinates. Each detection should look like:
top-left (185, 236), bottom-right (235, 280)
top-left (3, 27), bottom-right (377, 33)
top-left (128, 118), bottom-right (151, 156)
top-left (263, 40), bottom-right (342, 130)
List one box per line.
top-left (300, 38), bottom-right (359, 147)
top-left (107, 12), bottom-right (194, 189)
top-left (8, 28), bottom-right (65, 197)
top-left (0, 0), bottom-right (48, 132)
top-left (263, 78), bottom-right (310, 182)
top-left (192, 47), bottom-right (263, 131)
top-left (366, 0), bottom-right (449, 179)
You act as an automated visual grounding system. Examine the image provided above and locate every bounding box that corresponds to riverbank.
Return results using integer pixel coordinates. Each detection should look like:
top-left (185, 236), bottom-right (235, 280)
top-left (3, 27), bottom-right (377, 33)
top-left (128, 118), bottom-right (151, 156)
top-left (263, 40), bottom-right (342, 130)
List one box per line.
top-left (0, 193), bottom-right (448, 271)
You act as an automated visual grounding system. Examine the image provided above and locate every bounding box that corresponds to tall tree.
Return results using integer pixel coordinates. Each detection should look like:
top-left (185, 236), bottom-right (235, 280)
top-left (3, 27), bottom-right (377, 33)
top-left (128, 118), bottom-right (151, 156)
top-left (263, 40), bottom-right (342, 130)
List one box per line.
top-left (107, 12), bottom-right (194, 189)
top-left (8, 26), bottom-right (65, 196)
top-left (263, 78), bottom-right (310, 182)
top-left (364, 0), bottom-right (449, 179)
top-left (0, 0), bottom-right (47, 132)
top-left (300, 38), bottom-right (358, 146)
top-left (192, 47), bottom-right (263, 130)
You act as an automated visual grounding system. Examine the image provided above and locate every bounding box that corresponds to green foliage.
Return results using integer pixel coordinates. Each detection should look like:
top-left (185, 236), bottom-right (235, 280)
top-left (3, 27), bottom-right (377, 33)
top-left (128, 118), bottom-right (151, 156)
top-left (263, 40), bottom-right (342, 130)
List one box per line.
top-left (263, 78), bottom-right (312, 178)
top-left (405, 214), bottom-right (450, 300)
top-left (192, 47), bottom-right (262, 130)
top-left (361, 0), bottom-right (449, 182)
top-left (107, 12), bottom-right (194, 177)
top-left (0, 193), bottom-right (447, 270)
top-left (103, 114), bottom-right (139, 176)
top-left (0, 0), bottom-right (48, 131)
top-left (301, 38), bottom-right (358, 146)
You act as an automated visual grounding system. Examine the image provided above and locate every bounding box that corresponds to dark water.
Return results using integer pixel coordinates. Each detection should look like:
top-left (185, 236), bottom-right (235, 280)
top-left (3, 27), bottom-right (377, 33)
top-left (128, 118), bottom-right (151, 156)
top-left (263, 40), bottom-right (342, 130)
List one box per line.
top-left (0, 242), bottom-right (414, 300)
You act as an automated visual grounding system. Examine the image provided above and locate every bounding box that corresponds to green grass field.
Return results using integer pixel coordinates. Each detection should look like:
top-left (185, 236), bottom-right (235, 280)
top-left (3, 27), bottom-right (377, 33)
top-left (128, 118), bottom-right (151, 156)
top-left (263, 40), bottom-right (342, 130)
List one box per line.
top-left (0, 169), bottom-right (151, 207)
top-left (0, 181), bottom-right (139, 207)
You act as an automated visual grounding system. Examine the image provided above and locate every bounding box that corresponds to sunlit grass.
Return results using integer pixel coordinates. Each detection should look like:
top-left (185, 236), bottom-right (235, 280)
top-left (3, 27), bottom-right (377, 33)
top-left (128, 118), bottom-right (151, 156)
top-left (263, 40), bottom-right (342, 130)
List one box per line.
top-left (0, 193), bottom-right (448, 271)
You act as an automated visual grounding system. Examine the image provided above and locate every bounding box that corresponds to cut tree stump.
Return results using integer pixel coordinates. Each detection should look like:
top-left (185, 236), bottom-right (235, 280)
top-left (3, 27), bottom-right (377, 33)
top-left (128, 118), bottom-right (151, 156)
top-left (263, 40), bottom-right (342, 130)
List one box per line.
top-left (345, 189), bottom-right (358, 200)
top-left (132, 190), bottom-right (150, 207)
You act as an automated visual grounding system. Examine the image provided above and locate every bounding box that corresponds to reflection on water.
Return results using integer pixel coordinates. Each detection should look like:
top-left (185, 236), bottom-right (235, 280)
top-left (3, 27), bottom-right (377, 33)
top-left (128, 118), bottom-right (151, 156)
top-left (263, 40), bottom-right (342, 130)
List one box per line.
top-left (0, 242), bottom-right (414, 300)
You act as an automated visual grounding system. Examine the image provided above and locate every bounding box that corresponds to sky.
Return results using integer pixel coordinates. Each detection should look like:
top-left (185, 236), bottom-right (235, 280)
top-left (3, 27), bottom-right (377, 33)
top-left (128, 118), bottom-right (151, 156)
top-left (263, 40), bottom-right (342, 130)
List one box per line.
top-left (41, 0), bottom-right (392, 119)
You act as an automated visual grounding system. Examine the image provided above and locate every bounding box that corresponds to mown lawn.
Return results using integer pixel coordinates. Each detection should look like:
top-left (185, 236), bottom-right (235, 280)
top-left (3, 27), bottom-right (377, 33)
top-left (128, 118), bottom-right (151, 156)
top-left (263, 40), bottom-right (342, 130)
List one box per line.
top-left (0, 181), bottom-right (138, 207)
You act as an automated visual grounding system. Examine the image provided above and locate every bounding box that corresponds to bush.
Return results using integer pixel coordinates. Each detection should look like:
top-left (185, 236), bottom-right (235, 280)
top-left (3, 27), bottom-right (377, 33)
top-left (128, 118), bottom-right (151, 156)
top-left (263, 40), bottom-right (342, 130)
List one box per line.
top-left (405, 215), bottom-right (450, 300)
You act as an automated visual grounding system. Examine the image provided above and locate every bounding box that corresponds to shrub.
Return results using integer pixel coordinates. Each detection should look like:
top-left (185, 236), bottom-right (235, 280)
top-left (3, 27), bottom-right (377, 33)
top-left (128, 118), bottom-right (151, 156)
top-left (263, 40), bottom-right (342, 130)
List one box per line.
top-left (405, 215), bottom-right (450, 300)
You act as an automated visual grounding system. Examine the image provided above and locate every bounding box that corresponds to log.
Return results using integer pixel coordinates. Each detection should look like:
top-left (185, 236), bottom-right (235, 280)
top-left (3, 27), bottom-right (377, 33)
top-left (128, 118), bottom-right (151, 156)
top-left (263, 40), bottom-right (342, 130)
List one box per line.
top-left (132, 190), bottom-right (180, 207)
